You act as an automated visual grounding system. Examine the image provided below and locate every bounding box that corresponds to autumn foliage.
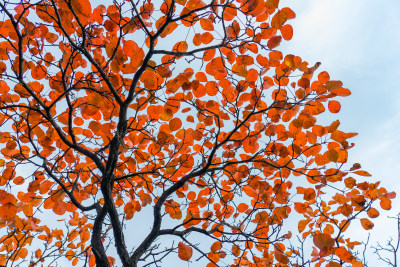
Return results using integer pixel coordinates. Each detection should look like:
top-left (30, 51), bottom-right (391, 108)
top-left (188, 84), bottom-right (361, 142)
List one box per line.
top-left (0, 0), bottom-right (395, 266)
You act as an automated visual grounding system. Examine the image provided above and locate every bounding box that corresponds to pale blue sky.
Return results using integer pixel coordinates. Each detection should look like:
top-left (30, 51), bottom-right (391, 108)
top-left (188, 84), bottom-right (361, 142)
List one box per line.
top-left (286, 0), bottom-right (400, 263)
top-left (91, 0), bottom-right (400, 264)
top-left (8, 1), bottom-right (398, 265)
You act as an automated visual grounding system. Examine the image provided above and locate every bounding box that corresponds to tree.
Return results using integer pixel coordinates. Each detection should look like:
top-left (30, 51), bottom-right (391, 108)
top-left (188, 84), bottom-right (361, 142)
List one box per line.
top-left (0, 0), bottom-right (395, 266)
top-left (372, 214), bottom-right (400, 266)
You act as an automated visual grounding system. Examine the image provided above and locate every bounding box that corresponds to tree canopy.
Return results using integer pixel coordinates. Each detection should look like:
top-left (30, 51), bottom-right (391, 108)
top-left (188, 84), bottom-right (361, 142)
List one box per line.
top-left (0, 0), bottom-right (395, 266)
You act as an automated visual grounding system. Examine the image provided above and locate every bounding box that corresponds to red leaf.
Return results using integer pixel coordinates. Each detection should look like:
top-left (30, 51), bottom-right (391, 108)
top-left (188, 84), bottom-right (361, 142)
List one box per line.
top-left (178, 242), bottom-right (193, 261)
top-left (267, 35), bottom-right (282, 49)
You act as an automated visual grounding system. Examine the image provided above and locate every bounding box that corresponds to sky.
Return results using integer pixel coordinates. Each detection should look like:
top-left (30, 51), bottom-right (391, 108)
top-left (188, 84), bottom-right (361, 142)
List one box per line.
top-left (2, 0), bottom-right (398, 266)
top-left (64, 1), bottom-right (400, 265)
top-left (141, 1), bottom-right (400, 265)
top-left (285, 0), bottom-right (400, 264)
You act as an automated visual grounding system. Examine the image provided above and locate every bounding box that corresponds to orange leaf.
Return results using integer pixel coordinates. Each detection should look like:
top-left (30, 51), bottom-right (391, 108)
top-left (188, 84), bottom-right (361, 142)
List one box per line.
top-left (340, 204), bottom-right (353, 217)
top-left (266, 0), bottom-right (279, 9)
top-left (193, 33), bottom-right (202, 46)
top-left (205, 81), bottom-right (219, 96)
top-left (352, 261), bottom-right (364, 267)
top-left (80, 229), bottom-right (90, 243)
top-left (281, 7), bottom-right (296, 19)
top-left (169, 118), bottom-right (182, 131)
top-left (173, 41), bottom-right (188, 53)
top-left (74, 117), bottom-right (84, 126)
top-left (45, 32), bottom-right (59, 43)
top-left (246, 68), bottom-right (258, 82)
top-left (35, 249), bottom-right (42, 259)
top-left (326, 80), bottom-right (343, 92)
top-left (327, 261), bottom-right (342, 267)
top-left (327, 120), bottom-right (340, 133)
top-left (281, 24), bottom-right (293, 40)
top-left (236, 55), bottom-right (254, 66)
top-left (367, 208), bottom-right (380, 218)
top-left (298, 77), bottom-right (310, 89)
top-left (211, 241), bottom-right (222, 252)
top-left (160, 108), bottom-right (173, 121)
top-left (360, 218), bottom-right (374, 230)
top-left (312, 125), bottom-right (326, 137)
top-left (353, 170), bottom-right (371, 177)
top-left (32, 65), bottom-right (47, 80)
top-left (275, 251), bottom-right (289, 264)
top-left (267, 35), bottom-right (282, 49)
top-left (72, 258), bottom-right (79, 266)
top-left (325, 149), bottom-right (339, 162)
top-left (93, 5), bottom-right (106, 24)
top-left (294, 202), bottom-right (307, 213)
top-left (202, 32), bottom-right (214, 44)
top-left (331, 87), bottom-right (351, 96)
top-left (0, 202), bottom-right (17, 221)
top-left (200, 18), bottom-right (214, 31)
top-left (380, 198), bottom-right (392, 210)
top-left (71, 0), bottom-right (91, 17)
top-left (203, 49), bottom-right (216, 62)
top-left (313, 233), bottom-right (334, 250)
top-left (318, 71), bottom-right (330, 84)
top-left (243, 137), bottom-right (259, 154)
top-left (178, 242), bottom-right (193, 261)
top-left (18, 248), bottom-right (28, 259)
top-left (344, 177), bottom-right (356, 189)
top-left (237, 203), bottom-right (249, 213)
top-left (223, 4), bottom-right (237, 21)
top-left (335, 247), bottom-right (355, 263)
top-left (232, 244), bottom-right (240, 256)
top-left (271, 10), bottom-right (288, 29)
top-left (0, 62), bottom-right (6, 74)
top-left (303, 188), bottom-right (316, 201)
top-left (328, 100), bottom-right (341, 113)
top-left (13, 176), bottom-right (24, 185)
top-left (298, 219), bottom-right (309, 233)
